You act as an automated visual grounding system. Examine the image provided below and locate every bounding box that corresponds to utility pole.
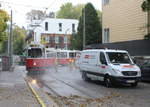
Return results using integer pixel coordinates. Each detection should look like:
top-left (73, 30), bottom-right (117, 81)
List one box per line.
top-left (65, 28), bottom-right (69, 50)
top-left (83, 8), bottom-right (86, 50)
top-left (9, 10), bottom-right (13, 67)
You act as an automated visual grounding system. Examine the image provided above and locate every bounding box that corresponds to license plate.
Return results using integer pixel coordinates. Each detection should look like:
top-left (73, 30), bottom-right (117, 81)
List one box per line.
top-left (127, 80), bottom-right (135, 83)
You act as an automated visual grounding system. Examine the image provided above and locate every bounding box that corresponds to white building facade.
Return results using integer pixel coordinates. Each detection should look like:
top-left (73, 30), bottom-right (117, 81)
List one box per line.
top-left (27, 18), bottom-right (78, 49)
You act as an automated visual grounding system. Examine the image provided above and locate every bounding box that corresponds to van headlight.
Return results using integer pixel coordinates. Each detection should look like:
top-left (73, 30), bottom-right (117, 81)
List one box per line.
top-left (138, 71), bottom-right (141, 76)
top-left (112, 69), bottom-right (123, 76)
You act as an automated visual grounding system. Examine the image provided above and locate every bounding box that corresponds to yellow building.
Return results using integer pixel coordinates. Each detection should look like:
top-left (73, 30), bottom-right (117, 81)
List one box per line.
top-left (102, 0), bottom-right (148, 43)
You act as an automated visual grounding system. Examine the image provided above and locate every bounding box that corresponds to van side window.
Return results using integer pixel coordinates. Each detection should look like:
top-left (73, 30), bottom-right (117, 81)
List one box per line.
top-left (100, 52), bottom-right (107, 65)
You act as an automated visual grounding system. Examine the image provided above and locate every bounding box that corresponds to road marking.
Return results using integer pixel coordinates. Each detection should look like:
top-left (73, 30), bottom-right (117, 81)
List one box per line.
top-left (26, 80), bottom-right (46, 107)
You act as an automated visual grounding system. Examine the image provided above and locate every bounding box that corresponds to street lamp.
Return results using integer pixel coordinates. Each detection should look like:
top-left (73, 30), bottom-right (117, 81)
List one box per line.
top-left (65, 28), bottom-right (69, 50)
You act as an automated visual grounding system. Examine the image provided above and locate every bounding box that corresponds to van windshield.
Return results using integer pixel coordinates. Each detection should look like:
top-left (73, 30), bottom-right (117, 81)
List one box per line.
top-left (106, 52), bottom-right (132, 64)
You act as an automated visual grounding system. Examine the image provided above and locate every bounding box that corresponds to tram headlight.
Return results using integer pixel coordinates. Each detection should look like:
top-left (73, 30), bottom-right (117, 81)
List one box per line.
top-left (31, 79), bottom-right (37, 85)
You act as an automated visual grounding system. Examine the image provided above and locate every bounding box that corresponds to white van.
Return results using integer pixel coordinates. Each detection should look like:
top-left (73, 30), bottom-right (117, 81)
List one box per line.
top-left (76, 49), bottom-right (141, 87)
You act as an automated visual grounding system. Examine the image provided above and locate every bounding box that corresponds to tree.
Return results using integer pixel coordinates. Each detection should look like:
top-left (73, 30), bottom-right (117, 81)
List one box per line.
top-left (142, 0), bottom-right (150, 11)
top-left (97, 10), bottom-right (102, 22)
top-left (73, 4), bottom-right (85, 19)
top-left (57, 3), bottom-right (102, 21)
top-left (13, 26), bottom-right (26, 55)
top-left (26, 10), bottom-right (45, 21)
top-left (56, 3), bottom-right (84, 19)
top-left (0, 9), bottom-right (9, 42)
top-left (141, 0), bottom-right (150, 39)
top-left (70, 33), bottom-right (81, 50)
top-left (0, 9), bottom-right (9, 53)
top-left (74, 3), bottom-right (102, 50)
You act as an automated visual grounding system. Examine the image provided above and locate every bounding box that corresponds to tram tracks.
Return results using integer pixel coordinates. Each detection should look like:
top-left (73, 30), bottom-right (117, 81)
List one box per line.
top-left (48, 75), bottom-right (95, 98)
top-left (26, 73), bottom-right (121, 107)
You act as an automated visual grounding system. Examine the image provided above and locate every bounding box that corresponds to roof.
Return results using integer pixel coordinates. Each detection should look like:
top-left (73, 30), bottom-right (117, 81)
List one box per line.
top-left (83, 49), bottom-right (127, 53)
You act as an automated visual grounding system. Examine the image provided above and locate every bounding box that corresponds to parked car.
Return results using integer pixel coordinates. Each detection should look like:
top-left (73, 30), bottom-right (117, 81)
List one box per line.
top-left (140, 60), bottom-right (150, 81)
top-left (133, 57), bottom-right (150, 82)
top-left (76, 49), bottom-right (141, 87)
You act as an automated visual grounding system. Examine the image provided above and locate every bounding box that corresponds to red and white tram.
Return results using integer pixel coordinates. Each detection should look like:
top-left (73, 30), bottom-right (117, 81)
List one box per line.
top-left (25, 44), bottom-right (55, 73)
top-left (56, 50), bottom-right (78, 65)
top-left (25, 43), bottom-right (79, 73)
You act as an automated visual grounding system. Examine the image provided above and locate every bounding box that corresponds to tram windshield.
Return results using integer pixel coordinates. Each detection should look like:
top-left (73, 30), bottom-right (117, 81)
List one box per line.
top-left (28, 48), bottom-right (42, 58)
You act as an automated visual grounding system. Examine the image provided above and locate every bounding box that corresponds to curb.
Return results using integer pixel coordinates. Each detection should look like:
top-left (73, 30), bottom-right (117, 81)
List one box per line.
top-left (26, 80), bottom-right (46, 107)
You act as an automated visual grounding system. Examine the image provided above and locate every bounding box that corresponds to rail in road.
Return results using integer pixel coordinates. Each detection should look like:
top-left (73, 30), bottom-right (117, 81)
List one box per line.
top-left (27, 75), bottom-right (94, 107)
top-left (25, 76), bottom-right (60, 107)
top-left (43, 75), bottom-right (95, 98)
top-left (26, 72), bottom-right (136, 107)
top-left (37, 75), bottom-right (99, 107)
top-left (39, 74), bottom-right (125, 107)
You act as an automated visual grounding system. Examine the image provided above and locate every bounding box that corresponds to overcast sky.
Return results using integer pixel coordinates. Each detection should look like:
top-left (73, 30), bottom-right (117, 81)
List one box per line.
top-left (0, 0), bottom-right (102, 27)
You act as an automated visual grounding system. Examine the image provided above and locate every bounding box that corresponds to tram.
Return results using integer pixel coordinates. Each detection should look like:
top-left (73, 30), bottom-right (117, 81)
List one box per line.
top-left (25, 44), bottom-right (55, 73)
top-left (56, 50), bottom-right (78, 65)
top-left (25, 43), bottom-right (79, 73)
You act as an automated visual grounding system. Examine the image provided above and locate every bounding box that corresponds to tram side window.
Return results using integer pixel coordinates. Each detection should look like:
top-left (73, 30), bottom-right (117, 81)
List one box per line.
top-left (57, 52), bottom-right (67, 58)
top-left (28, 49), bottom-right (42, 58)
top-left (69, 52), bottom-right (76, 58)
top-left (47, 52), bottom-right (56, 58)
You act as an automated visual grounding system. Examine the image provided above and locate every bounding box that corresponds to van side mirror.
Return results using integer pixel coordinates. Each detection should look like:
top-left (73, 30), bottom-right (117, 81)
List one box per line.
top-left (132, 58), bottom-right (137, 64)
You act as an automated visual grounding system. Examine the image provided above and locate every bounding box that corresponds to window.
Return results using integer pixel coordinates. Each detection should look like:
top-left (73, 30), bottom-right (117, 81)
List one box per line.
top-left (64, 36), bottom-right (67, 43)
top-left (47, 52), bottom-right (56, 58)
top-left (28, 49), bottom-right (42, 58)
top-left (69, 52), bottom-right (76, 58)
top-left (59, 23), bottom-right (62, 31)
top-left (104, 28), bottom-right (110, 43)
top-left (107, 52), bottom-right (132, 64)
top-left (100, 52), bottom-right (107, 65)
top-left (55, 36), bottom-right (59, 44)
top-left (72, 24), bottom-right (75, 33)
top-left (103, 0), bottom-right (110, 5)
top-left (45, 22), bottom-right (48, 31)
top-left (45, 36), bottom-right (49, 43)
top-left (57, 52), bottom-right (67, 58)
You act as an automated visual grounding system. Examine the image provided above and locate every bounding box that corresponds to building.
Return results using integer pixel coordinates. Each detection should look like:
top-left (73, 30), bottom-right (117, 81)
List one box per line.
top-left (102, 0), bottom-right (148, 43)
top-left (27, 18), bottom-right (79, 49)
top-left (26, 19), bottom-right (42, 43)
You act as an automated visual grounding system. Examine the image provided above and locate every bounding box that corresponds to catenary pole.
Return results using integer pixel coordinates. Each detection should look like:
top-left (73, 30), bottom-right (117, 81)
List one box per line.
top-left (83, 8), bottom-right (86, 50)
top-left (9, 10), bottom-right (13, 67)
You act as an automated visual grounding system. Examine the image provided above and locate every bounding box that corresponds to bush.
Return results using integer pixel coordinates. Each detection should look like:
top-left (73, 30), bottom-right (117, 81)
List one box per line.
top-left (144, 33), bottom-right (150, 40)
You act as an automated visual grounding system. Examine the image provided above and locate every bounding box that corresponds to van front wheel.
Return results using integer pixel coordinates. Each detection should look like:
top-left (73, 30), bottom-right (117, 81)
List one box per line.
top-left (82, 71), bottom-right (90, 81)
top-left (104, 76), bottom-right (112, 88)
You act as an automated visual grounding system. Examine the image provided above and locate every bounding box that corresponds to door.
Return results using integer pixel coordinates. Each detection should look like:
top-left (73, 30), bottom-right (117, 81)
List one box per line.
top-left (97, 52), bottom-right (108, 75)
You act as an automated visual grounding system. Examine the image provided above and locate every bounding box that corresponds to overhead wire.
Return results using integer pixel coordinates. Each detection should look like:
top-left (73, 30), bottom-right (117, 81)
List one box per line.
top-left (0, 0), bottom-right (58, 27)
top-left (0, 0), bottom-right (47, 9)
top-left (0, 0), bottom-right (58, 17)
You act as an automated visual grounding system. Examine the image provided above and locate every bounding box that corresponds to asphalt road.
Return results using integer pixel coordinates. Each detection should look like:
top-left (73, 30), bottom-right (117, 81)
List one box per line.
top-left (26, 65), bottom-right (150, 107)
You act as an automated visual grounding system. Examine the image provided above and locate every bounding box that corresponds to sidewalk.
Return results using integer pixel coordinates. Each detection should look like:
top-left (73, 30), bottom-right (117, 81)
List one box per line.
top-left (0, 65), bottom-right (40, 107)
